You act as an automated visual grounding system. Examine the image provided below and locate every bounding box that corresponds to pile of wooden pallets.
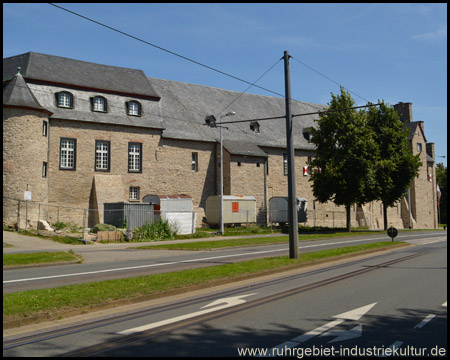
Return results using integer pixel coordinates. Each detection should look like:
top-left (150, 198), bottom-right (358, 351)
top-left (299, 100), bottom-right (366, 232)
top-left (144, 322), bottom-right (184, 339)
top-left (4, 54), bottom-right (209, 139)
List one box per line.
top-left (96, 230), bottom-right (123, 242)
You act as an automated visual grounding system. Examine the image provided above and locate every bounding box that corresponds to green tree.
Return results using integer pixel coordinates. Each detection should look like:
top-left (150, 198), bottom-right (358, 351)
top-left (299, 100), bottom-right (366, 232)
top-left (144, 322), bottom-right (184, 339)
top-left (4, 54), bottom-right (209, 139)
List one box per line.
top-left (309, 88), bottom-right (379, 232)
top-left (436, 163), bottom-right (447, 224)
top-left (364, 102), bottom-right (422, 230)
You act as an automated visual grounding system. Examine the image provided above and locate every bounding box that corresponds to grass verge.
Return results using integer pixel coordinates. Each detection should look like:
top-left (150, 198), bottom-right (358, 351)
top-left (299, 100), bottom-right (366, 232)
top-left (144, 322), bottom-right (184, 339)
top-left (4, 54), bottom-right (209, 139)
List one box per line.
top-left (131, 231), bottom-right (379, 251)
top-left (3, 241), bottom-right (406, 328)
top-left (3, 251), bottom-right (81, 267)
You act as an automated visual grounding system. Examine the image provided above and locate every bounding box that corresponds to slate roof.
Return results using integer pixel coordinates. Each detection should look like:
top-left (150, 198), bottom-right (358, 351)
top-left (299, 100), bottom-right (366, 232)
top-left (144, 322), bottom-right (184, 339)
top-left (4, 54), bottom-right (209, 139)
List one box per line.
top-left (222, 139), bottom-right (268, 158)
top-left (3, 52), bottom-right (326, 149)
top-left (3, 70), bottom-right (51, 114)
top-left (149, 77), bottom-right (325, 150)
top-left (3, 52), bottom-right (160, 99)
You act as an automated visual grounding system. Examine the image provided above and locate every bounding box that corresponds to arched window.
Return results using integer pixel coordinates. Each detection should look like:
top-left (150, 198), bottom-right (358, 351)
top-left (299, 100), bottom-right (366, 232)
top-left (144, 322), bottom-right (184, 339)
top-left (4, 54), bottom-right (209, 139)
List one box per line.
top-left (56, 91), bottom-right (74, 108)
top-left (126, 101), bottom-right (142, 116)
top-left (91, 96), bottom-right (107, 112)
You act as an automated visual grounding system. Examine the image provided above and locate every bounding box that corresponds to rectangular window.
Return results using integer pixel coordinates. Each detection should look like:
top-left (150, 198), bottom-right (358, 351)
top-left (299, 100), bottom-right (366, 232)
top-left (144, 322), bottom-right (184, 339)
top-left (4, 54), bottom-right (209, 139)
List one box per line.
top-left (192, 152), bottom-right (198, 172)
top-left (42, 162), bottom-right (47, 178)
top-left (127, 101), bottom-right (141, 116)
top-left (417, 143), bottom-right (422, 152)
top-left (128, 143), bottom-right (142, 172)
top-left (58, 92), bottom-right (72, 108)
top-left (129, 187), bottom-right (140, 201)
top-left (93, 97), bottom-right (106, 112)
top-left (42, 121), bottom-right (48, 136)
top-left (60, 138), bottom-right (76, 170)
top-left (95, 140), bottom-right (110, 171)
top-left (283, 153), bottom-right (288, 175)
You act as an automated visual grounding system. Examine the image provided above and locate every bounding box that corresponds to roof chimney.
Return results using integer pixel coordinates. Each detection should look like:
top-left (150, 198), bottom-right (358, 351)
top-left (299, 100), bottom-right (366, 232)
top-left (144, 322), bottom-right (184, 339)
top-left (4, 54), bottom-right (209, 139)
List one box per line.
top-left (394, 102), bottom-right (413, 123)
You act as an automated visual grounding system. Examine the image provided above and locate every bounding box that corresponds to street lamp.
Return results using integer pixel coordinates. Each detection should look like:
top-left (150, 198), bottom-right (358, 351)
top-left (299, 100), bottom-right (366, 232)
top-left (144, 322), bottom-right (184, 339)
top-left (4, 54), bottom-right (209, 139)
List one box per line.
top-left (219, 111), bottom-right (235, 234)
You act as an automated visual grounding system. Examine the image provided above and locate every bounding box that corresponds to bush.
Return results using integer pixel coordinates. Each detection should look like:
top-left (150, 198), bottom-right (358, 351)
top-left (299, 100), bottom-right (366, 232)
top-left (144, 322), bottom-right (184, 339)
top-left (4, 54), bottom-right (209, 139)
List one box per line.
top-left (132, 220), bottom-right (175, 242)
top-left (92, 223), bottom-right (116, 233)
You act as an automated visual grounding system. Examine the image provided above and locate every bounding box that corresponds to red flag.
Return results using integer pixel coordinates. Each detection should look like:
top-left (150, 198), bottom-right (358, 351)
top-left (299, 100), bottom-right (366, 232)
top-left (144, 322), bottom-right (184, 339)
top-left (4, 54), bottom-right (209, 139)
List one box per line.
top-left (437, 184), bottom-right (441, 206)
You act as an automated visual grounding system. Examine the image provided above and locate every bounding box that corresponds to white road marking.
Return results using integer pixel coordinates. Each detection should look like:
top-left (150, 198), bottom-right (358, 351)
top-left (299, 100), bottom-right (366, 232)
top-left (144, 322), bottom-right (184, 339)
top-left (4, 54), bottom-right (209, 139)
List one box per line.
top-left (4, 233), bottom-right (445, 284)
top-left (321, 324), bottom-right (362, 343)
top-left (117, 293), bottom-right (257, 335)
top-left (381, 341), bottom-right (404, 357)
top-left (270, 303), bottom-right (377, 351)
top-left (413, 314), bottom-right (436, 329)
top-left (2, 237), bottom-right (392, 284)
top-left (290, 319), bottom-right (345, 344)
top-left (332, 302), bottom-right (377, 320)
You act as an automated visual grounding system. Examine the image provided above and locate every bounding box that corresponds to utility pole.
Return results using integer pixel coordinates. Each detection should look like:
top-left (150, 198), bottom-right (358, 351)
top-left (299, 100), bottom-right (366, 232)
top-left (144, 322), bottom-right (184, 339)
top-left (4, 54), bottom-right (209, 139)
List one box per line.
top-left (283, 50), bottom-right (299, 259)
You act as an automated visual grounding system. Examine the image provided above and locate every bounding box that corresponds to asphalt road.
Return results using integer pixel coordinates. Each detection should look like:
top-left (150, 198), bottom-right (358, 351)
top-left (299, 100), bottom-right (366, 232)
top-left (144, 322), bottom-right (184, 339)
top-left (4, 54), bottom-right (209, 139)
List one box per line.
top-left (3, 233), bottom-right (446, 357)
top-left (3, 231), bottom-right (446, 293)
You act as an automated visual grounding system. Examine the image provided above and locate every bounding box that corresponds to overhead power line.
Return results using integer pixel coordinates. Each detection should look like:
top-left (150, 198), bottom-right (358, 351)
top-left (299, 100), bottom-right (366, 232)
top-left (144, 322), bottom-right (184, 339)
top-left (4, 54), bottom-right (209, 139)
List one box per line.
top-left (291, 56), bottom-right (371, 103)
top-left (218, 103), bottom-right (380, 125)
top-left (218, 58), bottom-right (282, 117)
top-left (49, 3), bottom-right (286, 99)
top-left (48, 4), bottom-right (326, 111)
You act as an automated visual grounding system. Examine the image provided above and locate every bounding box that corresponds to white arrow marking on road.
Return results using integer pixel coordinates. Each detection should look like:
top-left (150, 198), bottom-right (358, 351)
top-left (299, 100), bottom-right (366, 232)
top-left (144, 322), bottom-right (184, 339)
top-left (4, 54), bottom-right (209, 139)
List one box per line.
top-left (321, 324), bottom-right (362, 343)
top-left (117, 293), bottom-right (257, 335)
top-left (333, 302), bottom-right (377, 320)
top-left (270, 302), bottom-right (377, 353)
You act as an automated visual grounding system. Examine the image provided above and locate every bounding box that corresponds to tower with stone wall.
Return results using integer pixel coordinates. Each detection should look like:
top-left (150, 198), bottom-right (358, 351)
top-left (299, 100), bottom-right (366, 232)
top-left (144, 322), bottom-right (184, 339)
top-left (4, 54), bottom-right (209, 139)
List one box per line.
top-left (3, 69), bottom-right (52, 228)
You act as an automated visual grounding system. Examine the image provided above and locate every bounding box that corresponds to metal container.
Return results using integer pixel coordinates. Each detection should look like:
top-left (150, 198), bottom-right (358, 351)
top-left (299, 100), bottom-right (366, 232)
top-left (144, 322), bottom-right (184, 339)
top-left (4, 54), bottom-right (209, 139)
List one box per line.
top-left (103, 202), bottom-right (155, 231)
top-left (269, 197), bottom-right (308, 224)
top-left (142, 194), bottom-right (195, 235)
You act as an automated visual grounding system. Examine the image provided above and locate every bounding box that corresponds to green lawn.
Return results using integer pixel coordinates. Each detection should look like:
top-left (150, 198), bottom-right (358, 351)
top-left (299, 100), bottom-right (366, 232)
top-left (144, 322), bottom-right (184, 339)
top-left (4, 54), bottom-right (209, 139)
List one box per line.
top-left (131, 231), bottom-right (379, 251)
top-left (3, 251), bottom-right (80, 267)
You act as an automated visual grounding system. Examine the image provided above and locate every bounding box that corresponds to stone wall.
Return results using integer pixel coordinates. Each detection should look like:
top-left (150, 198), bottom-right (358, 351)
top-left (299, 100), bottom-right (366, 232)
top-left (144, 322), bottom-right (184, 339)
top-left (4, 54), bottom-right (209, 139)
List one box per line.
top-left (47, 119), bottom-right (217, 227)
top-left (3, 108), bottom-right (49, 227)
top-left (3, 108), bottom-right (438, 230)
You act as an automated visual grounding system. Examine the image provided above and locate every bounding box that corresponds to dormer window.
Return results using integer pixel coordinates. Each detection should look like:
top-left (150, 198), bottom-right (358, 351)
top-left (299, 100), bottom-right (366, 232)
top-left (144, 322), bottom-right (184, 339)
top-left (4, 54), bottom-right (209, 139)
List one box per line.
top-left (56, 91), bottom-right (73, 108)
top-left (303, 128), bottom-right (313, 142)
top-left (126, 101), bottom-right (142, 116)
top-left (91, 96), bottom-right (107, 112)
top-left (250, 121), bottom-right (260, 134)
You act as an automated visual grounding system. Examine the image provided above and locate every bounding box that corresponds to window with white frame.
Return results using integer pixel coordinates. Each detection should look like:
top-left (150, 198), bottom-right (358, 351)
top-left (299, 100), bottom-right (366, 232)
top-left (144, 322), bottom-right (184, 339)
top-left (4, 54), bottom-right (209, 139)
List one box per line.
top-left (283, 153), bottom-right (288, 175)
top-left (127, 101), bottom-right (141, 116)
top-left (95, 140), bottom-right (110, 171)
top-left (129, 186), bottom-right (140, 200)
top-left (60, 138), bottom-right (76, 170)
top-left (128, 143), bottom-right (142, 172)
top-left (92, 96), bottom-right (107, 112)
top-left (57, 92), bottom-right (73, 108)
top-left (42, 121), bottom-right (48, 136)
top-left (192, 152), bottom-right (198, 172)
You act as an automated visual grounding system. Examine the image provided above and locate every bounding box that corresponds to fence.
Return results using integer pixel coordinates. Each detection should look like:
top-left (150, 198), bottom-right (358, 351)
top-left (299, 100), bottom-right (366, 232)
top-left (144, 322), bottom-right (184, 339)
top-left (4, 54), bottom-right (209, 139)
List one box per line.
top-left (4, 196), bottom-right (376, 239)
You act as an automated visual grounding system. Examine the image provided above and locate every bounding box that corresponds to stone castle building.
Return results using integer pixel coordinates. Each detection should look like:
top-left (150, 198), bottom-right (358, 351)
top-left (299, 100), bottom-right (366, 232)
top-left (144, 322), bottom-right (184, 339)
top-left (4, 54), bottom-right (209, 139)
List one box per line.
top-left (3, 52), bottom-right (438, 230)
